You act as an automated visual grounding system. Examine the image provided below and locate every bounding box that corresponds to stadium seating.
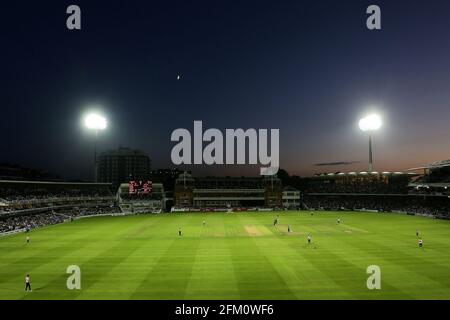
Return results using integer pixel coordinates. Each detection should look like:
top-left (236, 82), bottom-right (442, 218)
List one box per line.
top-left (0, 205), bottom-right (121, 233)
top-left (0, 180), bottom-right (121, 233)
top-left (303, 195), bottom-right (450, 219)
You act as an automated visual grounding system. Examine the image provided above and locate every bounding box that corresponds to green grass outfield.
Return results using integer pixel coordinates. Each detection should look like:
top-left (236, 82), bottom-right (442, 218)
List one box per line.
top-left (1, 211), bottom-right (450, 300)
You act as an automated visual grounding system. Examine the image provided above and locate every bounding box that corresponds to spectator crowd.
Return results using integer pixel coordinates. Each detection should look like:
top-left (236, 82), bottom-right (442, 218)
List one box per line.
top-left (0, 185), bottom-right (113, 202)
top-left (303, 195), bottom-right (450, 219)
top-left (0, 182), bottom-right (116, 213)
top-left (303, 175), bottom-right (410, 195)
top-left (0, 205), bottom-right (121, 233)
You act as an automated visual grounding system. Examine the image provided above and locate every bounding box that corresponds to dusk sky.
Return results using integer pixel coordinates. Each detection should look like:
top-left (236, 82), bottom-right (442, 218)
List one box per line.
top-left (2, 0), bottom-right (450, 180)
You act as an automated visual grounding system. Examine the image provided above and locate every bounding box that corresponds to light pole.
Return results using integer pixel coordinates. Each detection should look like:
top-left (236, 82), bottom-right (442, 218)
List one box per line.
top-left (359, 114), bottom-right (382, 173)
top-left (84, 113), bottom-right (107, 182)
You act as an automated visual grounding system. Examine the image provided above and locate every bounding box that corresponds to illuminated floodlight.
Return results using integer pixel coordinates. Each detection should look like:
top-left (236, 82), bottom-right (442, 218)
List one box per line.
top-left (84, 113), bottom-right (107, 130)
top-left (83, 112), bottom-right (108, 182)
top-left (359, 114), bottom-right (382, 132)
top-left (359, 113), bottom-right (383, 172)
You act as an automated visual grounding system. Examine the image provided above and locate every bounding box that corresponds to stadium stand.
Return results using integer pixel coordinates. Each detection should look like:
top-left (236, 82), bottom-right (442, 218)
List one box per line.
top-left (299, 164), bottom-right (450, 219)
top-left (0, 180), bottom-right (121, 234)
top-left (0, 206), bottom-right (121, 233)
top-left (2, 160), bottom-right (450, 234)
top-left (301, 172), bottom-right (413, 195)
top-left (303, 195), bottom-right (450, 219)
top-left (407, 160), bottom-right (450, 196)
top-left (282, 186), bottom-right (301, 209)
top-left (173, 173), bottom-right (283, 209)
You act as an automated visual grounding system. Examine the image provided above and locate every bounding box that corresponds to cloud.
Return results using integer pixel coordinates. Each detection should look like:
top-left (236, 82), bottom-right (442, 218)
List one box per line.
top-left (314, 161), bottom-right (361, 167)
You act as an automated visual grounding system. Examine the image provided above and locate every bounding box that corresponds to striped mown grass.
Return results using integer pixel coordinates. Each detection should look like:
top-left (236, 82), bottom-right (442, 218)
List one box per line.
top-left (0, 211), bottom-right (449, 300)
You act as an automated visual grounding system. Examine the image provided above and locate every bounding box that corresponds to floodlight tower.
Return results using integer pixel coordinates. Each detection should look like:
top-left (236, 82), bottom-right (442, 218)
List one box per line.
top-left (359, 114), bottom-right (382, 173)
top-left (84, 113), bottom-right (107, 182)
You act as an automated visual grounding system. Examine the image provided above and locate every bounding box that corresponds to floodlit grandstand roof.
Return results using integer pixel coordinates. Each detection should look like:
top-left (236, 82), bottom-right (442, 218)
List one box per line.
top-left (406, 159), bottom-right (450, 171)
top-left (428, 160), bottom-right (450, 168)
top-left (313, 171), bottom-right (415, 177)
